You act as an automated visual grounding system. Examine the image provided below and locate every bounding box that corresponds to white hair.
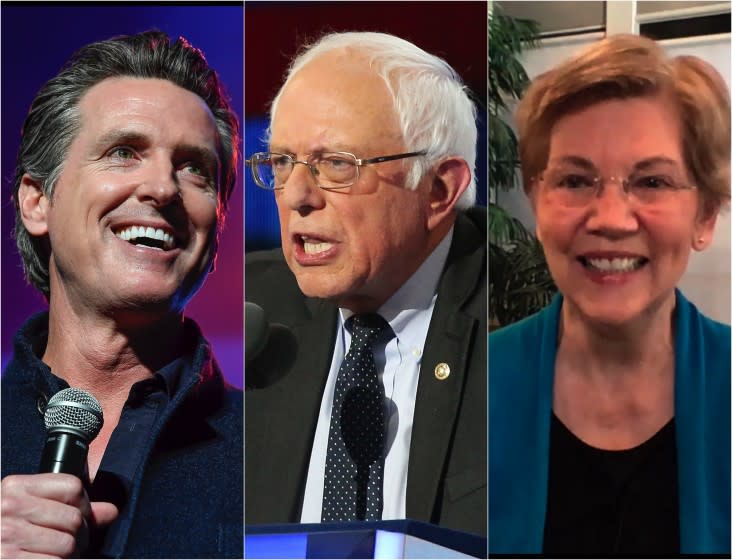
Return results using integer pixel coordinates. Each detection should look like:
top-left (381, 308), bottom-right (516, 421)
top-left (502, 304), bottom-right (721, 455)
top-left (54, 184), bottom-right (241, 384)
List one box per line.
top-left (269, 31), bottom-right (477, 209)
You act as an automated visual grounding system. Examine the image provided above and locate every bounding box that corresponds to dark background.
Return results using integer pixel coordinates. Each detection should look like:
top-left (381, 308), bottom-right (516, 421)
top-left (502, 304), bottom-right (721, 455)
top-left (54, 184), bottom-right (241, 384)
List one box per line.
top-left (244, 1), bottom-right (488, 252)
top-left (1, 3), bottom-right (244, 388)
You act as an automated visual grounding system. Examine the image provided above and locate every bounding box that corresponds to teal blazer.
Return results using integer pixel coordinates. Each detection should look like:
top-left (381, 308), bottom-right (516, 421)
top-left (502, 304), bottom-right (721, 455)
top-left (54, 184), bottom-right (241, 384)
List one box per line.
top-left (488, 290), bottom-right (730, 554)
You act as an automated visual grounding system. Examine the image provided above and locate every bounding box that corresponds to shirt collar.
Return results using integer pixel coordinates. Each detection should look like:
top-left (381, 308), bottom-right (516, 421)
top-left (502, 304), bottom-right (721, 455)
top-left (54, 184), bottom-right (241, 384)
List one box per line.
top-left (10, 312), bottom-right (200, 403)
top-left (340, 225), bottom-right (454, 334)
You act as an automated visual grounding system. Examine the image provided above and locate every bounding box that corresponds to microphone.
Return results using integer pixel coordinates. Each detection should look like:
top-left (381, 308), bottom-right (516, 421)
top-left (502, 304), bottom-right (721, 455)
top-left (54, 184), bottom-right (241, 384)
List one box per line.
top-left (39, 388), bottom-right (104, 478)
top-left (245, 302), bottom-right (269, 363)
top-left (245, 302), bottom-right (297, 389)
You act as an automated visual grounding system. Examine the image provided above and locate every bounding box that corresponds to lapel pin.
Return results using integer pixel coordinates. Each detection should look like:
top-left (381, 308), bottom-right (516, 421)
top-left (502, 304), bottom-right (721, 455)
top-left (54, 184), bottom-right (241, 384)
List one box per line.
top-left (434, 362), bottom-right (450, 381)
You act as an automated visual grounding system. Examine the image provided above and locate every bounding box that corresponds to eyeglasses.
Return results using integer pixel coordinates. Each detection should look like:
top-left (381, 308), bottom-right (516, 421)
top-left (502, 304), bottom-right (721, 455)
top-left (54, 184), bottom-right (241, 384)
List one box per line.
top-left (246, 150), bottom-right (427, 190)
top-left (538, 166), bottom-right (696, 208)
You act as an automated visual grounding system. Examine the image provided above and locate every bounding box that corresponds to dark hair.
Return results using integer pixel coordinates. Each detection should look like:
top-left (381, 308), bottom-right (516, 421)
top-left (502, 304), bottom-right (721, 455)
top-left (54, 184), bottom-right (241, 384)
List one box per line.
top-left (12, 30), bottom-right (240, 298)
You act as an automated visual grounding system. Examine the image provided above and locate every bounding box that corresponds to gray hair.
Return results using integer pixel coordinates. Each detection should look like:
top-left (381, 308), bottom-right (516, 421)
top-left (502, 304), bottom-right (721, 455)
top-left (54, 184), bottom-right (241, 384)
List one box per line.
top-left (12, 30), bottom-right (240, 299)
top-left (269, 31), bottom-right (477, 209)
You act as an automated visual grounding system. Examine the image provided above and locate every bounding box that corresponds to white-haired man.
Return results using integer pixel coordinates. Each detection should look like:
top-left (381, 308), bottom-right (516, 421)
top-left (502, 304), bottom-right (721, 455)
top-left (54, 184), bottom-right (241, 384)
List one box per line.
top-left (245, 32), bottom-right (486, 537)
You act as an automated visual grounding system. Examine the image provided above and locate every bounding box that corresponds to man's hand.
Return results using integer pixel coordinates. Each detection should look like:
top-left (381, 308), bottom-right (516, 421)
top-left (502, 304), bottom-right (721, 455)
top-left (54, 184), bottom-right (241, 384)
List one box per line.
top-left (1, 473), bottom-right (118, 558)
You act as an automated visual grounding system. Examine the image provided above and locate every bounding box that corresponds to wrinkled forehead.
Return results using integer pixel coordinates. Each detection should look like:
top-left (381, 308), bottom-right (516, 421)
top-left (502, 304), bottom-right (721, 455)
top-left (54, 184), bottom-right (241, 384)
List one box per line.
top-left (270, 51), bottom-right (404, 151)
top-left (546, 93), bottom-right (684, 163)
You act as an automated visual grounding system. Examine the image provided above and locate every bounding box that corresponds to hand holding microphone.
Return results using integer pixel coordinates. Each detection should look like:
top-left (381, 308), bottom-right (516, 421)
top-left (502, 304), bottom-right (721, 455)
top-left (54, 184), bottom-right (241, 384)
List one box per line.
top-left (1, 388), bottom-right (119, 558)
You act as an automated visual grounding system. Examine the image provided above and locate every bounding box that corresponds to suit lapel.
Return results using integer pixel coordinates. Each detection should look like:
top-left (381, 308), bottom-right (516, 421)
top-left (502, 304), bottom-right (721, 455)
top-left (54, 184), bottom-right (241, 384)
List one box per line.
top-left (250, 298), bottom-right (337, 521)
top-left (406, 212), bottom-right (485, 521)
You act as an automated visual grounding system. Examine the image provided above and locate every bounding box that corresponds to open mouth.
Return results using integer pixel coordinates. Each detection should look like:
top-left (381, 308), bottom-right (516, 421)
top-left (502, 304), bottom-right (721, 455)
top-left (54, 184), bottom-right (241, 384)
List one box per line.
top-left (578, 256), bottom-right (649, 273)
top-left (298, 235), bottom-right (334, 256)
top-left (114, 225), bottom-right (176, 251)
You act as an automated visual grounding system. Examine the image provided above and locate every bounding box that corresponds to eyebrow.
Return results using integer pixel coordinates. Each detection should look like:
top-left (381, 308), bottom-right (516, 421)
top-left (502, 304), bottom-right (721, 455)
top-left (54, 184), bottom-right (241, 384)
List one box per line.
top-left (550, 155), bottom-right (597, 171)
top-left (92, 129), bottom-right (150, 154)
top-left (632, 156), bottom-right (681, 172)
top-left (93, 129), bottom-right (220, 174)
top-left (550, 155), bottom-right (682, 172)
top-left (267, 145), bottom-right (293, 156)
top-left (268, 144), bottom-right (362, 156)
top-left (177, 144), bottom-right (221, 177)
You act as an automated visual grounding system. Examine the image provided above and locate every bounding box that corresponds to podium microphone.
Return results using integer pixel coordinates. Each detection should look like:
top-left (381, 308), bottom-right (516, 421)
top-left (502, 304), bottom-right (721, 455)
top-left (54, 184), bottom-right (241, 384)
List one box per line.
top-left (245, 302), bottom-right (297, 389)
top-left (245, 302), bottom-right (269, 363)
top-left (39, 388), bottom-right (104, 478)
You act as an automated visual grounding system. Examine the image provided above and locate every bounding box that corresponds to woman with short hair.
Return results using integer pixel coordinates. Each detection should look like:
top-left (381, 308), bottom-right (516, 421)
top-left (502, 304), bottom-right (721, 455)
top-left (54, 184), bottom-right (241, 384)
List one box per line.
top-left (489, 34), bottom-right (730, 556)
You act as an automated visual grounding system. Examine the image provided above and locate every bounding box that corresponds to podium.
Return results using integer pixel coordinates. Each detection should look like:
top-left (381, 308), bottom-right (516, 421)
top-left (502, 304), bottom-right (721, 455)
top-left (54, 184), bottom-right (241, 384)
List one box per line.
top-left (245, 519), bottom-right (487, 558)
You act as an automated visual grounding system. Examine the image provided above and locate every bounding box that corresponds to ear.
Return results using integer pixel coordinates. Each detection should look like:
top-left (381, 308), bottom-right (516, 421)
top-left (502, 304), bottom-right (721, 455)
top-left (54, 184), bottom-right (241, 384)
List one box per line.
top-left (426, 157), bottom-right (471, 231)
top-left (692, 202), bottom-right (719, 251)
top-left (18, 174), bottom-right (50, 236)
top-left (527, 185), bottom-right (543, 243)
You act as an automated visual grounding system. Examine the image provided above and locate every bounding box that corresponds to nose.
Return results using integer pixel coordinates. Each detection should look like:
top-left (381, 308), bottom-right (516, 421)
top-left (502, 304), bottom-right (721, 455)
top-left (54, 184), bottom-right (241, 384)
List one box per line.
top-left (135, 157), bottom-right (180, 206)
top-left (277, 161), bottom-right (326, 214)
top-left (584, 178), bottom-right (639, 237)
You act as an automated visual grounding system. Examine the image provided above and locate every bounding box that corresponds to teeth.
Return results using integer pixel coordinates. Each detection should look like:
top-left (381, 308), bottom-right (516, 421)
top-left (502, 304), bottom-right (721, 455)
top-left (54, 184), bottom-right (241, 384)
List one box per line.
top-left (114, 225), bottom-right (175, 250)
top-left (586, 257), bottom-right (644, 273)
top-left (302, 237), bottom-right (333, 255)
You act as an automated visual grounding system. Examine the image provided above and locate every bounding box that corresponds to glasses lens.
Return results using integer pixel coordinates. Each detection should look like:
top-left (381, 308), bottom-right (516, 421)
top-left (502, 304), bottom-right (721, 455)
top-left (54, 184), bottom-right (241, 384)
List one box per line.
top-left (543, 168), bottom-right (597, 207)
top-left (250, 153), bottom-right (290, 190)
top-left (316, 153), bottom-right (358, 189)
top-left (628, 171), bottom-right (687, 205)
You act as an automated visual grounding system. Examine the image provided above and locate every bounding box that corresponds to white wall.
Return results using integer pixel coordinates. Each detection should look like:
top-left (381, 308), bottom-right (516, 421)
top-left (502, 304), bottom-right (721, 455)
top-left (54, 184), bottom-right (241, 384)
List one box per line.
top-left (505, 33), bottom-right (731, 323)
top-left (663, 35), bottom-right (731, 323)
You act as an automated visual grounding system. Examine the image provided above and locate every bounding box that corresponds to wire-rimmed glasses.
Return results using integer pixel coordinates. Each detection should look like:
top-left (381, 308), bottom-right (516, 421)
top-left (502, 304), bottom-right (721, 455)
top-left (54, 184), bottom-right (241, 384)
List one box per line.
top-left (246, 150), bottom-right (427, 190)
top-left (538, 163), bottom-right (696, 208)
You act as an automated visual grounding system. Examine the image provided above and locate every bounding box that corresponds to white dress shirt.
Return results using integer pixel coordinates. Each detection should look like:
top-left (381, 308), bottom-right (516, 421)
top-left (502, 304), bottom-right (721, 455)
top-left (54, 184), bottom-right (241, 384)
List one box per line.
top-left (300, 227), bottom-right (454, 522)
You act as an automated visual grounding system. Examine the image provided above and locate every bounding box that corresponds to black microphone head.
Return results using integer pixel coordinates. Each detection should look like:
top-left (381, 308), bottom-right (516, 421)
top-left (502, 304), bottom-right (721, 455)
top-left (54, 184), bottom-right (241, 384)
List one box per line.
top-left (245, 302), bottom-right (268, 361)
top-left (44, 388), bottom-right (104, 441)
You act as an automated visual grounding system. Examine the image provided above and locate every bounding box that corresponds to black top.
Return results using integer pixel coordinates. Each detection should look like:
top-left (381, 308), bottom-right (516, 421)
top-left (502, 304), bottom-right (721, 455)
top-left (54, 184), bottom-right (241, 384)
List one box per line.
top-left (543, 412), bottom-right (680, 558)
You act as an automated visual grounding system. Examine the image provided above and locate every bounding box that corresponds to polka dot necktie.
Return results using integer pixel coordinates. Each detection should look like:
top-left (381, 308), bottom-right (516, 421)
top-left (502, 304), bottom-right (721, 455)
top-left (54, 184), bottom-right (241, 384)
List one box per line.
top-left (321, 313), bottom-right (392, 522)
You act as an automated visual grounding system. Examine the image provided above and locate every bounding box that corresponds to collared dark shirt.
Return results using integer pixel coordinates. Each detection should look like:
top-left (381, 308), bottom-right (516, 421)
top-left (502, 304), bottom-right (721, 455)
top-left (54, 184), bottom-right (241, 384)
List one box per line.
top-left (86, 357), bottom-right (189, 557)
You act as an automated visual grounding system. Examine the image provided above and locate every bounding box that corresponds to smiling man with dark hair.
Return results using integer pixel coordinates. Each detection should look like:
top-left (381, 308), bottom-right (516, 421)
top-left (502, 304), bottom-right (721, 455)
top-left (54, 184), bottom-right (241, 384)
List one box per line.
top-left (1, 31), bottom-right (242, 558)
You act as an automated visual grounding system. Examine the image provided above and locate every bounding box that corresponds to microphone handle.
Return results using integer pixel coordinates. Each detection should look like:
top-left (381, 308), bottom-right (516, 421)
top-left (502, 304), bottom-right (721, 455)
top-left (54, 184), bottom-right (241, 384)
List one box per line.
top-left (39, 431), bottom-right (89, 477)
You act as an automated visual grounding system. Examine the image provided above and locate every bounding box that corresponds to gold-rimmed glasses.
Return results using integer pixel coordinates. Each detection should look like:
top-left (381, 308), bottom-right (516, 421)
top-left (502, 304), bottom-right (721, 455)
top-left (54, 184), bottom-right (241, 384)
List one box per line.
top-left (538, 159), bottom-right (696, 208)
top-left (246, 150), bottom-right (427, 190)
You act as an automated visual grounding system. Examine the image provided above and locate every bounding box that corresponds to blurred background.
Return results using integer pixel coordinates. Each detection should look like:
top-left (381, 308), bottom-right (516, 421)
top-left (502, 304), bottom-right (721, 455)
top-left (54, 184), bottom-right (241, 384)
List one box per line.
top-left (1, 4), bottom-right (244, 388)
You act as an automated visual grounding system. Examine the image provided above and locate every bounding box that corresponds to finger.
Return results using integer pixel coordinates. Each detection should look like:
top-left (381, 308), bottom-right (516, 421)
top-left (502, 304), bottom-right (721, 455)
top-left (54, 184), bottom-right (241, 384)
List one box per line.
top-left (2, 489), bottom-right (86, 536)
top-left (90, 502), bottom-right (119, 527)
top-left (3, 474), bottom-right (85, 508)
top-left (0, 546), bottom-right (65, 559)
top-left (2, 518), bottom-right (78, 558)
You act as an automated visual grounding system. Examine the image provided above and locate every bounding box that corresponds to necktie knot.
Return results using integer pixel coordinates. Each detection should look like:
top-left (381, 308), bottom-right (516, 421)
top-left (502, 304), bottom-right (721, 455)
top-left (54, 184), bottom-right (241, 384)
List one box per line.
top-left (347, 313), bottom-right (391, 349)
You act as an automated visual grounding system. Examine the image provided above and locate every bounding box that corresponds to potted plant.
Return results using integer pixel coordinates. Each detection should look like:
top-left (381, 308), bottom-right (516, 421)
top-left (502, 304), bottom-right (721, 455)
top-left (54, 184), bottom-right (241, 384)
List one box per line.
top-left (488, 3), bottom-right (557, 329)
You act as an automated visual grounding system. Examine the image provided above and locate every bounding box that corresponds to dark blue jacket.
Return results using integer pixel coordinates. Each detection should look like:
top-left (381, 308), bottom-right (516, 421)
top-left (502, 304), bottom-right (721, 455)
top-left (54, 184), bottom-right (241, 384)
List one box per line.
top-left (1, 313), bottom-right (243, 558)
